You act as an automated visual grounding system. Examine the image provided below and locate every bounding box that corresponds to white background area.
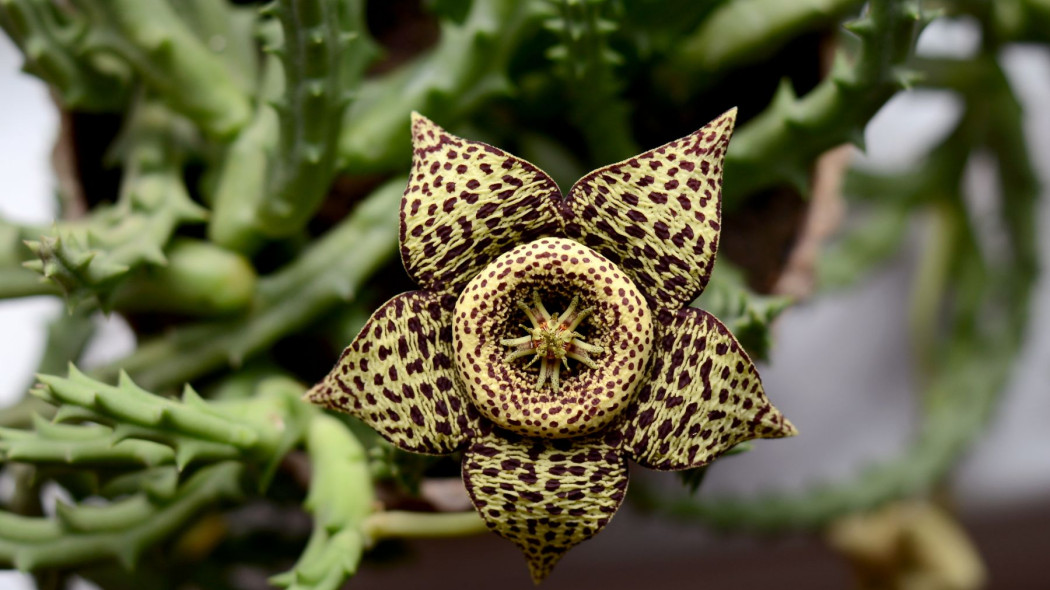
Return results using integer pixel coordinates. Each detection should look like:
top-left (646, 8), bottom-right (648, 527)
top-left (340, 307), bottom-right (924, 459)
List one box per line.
top-left (2, 17), bottom-right (1049, 590)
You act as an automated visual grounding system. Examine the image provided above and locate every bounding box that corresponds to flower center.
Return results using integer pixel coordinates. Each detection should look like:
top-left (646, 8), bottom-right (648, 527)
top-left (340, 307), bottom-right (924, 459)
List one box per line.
top-left (501, 292), bottom-right (604, 392)
top-left (452, 237), bottom-right (654, 439)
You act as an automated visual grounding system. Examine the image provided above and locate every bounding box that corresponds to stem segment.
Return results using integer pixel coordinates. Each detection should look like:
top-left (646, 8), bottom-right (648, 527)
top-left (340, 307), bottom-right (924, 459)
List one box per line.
top-left (363, 510), bottom-right (488, 541)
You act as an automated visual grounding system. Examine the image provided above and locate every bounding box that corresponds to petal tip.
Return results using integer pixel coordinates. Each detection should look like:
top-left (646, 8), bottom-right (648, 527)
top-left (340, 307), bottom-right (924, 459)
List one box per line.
top-left (462, 433), bottom-right (626, 585)
top-left (527, 558), bottom-right (557, 585)
top-left (410, 111), bottom-right (439, 140)
top-left (758, 405), bottom-right (798, 440)
top-left (301, 382), bottom-right (327, 406)
top-left (713, 106), bottom-right (738, 144)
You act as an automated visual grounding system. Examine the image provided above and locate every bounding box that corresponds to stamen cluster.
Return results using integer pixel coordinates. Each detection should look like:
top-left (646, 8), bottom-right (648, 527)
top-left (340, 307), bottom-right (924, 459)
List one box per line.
top-left (500, 292), bottom-right (604, 392)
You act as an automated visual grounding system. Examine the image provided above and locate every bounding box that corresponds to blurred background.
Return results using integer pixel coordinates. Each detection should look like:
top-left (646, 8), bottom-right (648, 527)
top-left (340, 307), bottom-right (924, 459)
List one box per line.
top-left (2, 1), bottom-right (1049, 589)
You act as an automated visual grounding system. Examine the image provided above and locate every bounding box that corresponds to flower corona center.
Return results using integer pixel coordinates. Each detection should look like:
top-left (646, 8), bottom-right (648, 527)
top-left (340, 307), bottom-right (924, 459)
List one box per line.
top-left (500, 292), bottom-right (605, 392)
top-left (452, 237), bottom-right (654, 439)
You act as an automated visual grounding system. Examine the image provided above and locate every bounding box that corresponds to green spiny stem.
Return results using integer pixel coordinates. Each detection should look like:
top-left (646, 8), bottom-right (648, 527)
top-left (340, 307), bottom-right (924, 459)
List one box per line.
top-left (337, 0), bottom-right (534, 173)
top-left (0, 462), bottom-right (244, 571)
top-left (28, 368), bottom-right (309, 477)
top-left (0, 412), bottom-right (242, 470)
top-left (71, 0), bottom-right (251, 138)
top-left (0, 422), bottom-right (176, 467)
top-left (0, 269), bottom-right (61, 298)
top-left (723, 0), bottom-right (929, 208)
top-left (22, 98), bottom-right (208, 311)
top-left (206, 106), bottom-right (280, 253)
top-left (0, 219), bottom-right (55, 298)
top-left (109, 239), bottom-right (257, 316)
top-left (37, 367), bottom-right (260, 444)
top-left (0, 0), bottom-right (129, 110)
top-left (21, 416), bottom-right (110, 441)
top-left (98, 177), bottom-right (404, 391)
top-left (169, 0), bottom-right (260, 96)
top-left (207, 45), bottom-right (283, 254)
top-left (100, 467), bottom-right (180, 501)
top-left (332, 0), bottom-right (378, 86)
top-left (54, 494), bottom-right (155, 533)
top-left (1, 219), bottom-right (58, 299)
top-left (271, 414), bottom-right (373, 590)
top-left (0, 505), bottom-right (60, 543)
top-left (273, 528), bottom-right (362, 590)
top-left (21, 440), bottom-right (167, 466)
top-left (256, 0), bottom-right (378, 236)
top-left (544, 0), bottom-right (639, 163)
top-left (670, 0), bottom-right (865, 78)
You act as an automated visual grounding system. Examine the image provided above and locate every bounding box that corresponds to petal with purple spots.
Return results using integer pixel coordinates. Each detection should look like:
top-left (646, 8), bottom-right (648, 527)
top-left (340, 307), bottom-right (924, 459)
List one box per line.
top-left (562, 109), bottom-right (737, 320)
top-left (401, 113), bottom-right (563, 293)
top-left (462, 429), bottom-right (627, 583)
top-left (618, 307), bottom-right (796, 470)
top-left (305, 291), bottom-right (479, 454)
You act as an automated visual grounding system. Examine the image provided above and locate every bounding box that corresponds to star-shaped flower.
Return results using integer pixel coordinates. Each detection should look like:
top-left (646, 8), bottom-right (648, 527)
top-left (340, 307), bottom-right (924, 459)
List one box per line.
top-left (306, 110), bottom-right (797, 582)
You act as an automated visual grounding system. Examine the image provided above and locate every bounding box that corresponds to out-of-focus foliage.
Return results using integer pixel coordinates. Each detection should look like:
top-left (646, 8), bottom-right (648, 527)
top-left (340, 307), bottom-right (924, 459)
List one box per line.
top-left (0, 0), bottom-right (1042, 587)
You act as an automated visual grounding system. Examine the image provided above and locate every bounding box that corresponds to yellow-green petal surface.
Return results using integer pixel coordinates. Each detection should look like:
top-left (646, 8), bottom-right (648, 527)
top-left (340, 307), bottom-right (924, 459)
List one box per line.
top-left (562, 109), bottom-right (737, 318)
top-left (461, 428), bottom-right (627, 583)
top-left (401, 113), bottom-right (562, 294)
top-left (305, 291), bottom-right (479, 454)
top-left (619, 308), bottom-right (796, 469)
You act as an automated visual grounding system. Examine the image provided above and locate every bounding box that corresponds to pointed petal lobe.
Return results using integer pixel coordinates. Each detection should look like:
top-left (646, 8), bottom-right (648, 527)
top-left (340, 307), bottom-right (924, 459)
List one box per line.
top-left (619, 308), bottom-right (796, 470)
top-left (462, 429), bottom-right (627, 583)
top-left (562, 109), bottom-right (737, 319)
top-left (401, 113), bottom-right (562, 293)
top-left (305, 291), bottom-right (479, 454)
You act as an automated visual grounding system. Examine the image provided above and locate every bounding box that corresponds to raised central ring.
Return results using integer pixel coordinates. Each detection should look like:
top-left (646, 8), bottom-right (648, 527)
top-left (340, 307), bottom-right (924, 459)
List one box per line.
top-left (452, 237), bottom-right (654, 438)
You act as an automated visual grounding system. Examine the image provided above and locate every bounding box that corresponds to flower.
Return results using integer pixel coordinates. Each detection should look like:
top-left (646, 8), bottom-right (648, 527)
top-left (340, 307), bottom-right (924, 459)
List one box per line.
top-left (305, 110), bottom-right (797, 582)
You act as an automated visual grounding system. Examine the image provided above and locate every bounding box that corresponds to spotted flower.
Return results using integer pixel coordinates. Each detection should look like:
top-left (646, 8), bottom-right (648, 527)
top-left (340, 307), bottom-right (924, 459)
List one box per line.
top-left (306, 111), bottom-right (797, 582)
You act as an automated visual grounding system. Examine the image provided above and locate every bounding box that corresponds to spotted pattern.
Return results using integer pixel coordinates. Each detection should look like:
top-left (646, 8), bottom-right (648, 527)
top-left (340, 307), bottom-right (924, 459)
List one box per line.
top-left (619, 308), bottom-right (797, 470)
top-left (304, 291), bottom-right (479, 454)
top-left (462, 428), bottom-right (627, 583)
top-left (303, 111), bottom-right (801, 583)
top-left (562, 109), bottom-right (737, 320)
top-left (453, 238), bottom-right (653, 439)
top-left (401, 113), bottom-right (563, 294)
